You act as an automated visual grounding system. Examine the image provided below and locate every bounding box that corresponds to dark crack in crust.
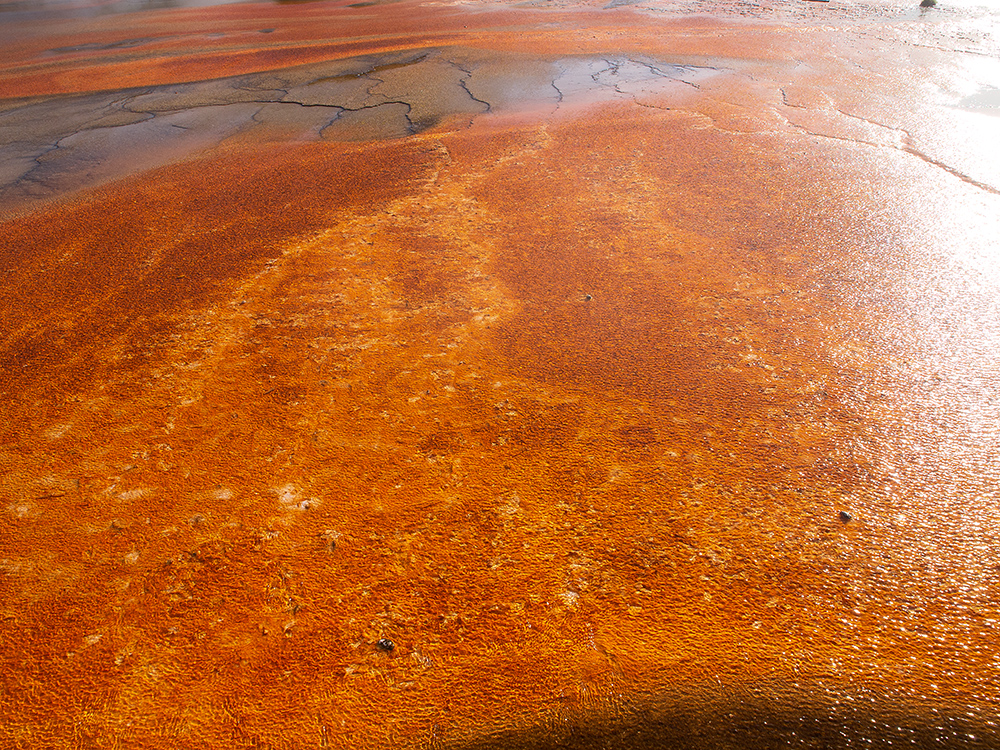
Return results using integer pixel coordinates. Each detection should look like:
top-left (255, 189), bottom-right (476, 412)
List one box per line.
top-left (0, 49), bottom-right (723, 216)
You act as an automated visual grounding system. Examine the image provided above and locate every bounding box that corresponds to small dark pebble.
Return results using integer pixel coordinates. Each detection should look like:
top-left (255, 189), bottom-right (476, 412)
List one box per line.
top-left (584, 294), bottom-right (593, 301)
top-left (839, 510), bottom-right (853, 523)
top-left (920, 0), bottom-right (936, 6)
top-left (319, 531), bottom-right (338, 552)
top-left (376, 638), bottom-right (395, 652)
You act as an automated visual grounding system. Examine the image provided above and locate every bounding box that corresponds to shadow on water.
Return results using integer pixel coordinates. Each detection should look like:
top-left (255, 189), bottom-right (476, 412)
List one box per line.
top-left (957, 86), bottom-right (1000, 114)
top-left (446, 680), bottom-right (996, 750)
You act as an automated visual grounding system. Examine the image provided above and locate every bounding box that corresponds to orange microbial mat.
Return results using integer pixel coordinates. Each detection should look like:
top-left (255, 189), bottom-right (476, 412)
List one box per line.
top-left (2, 0), bottom-right (1000, 747)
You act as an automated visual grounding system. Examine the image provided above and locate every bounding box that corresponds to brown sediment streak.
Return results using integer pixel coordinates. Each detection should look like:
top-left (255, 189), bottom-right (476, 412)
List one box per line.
top-left (2, 1), bottom-right (1000, 749)
top-left (1, 39), bottom-right (442, 98)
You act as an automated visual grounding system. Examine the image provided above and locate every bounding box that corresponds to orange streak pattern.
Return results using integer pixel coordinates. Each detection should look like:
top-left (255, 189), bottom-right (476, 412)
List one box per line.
top-left (2, 2), bottom-right (1000, 748)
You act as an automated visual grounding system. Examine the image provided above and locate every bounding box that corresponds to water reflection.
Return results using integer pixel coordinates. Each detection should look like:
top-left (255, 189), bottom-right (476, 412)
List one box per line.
top-left (0, 0), bottom-right (252, 19)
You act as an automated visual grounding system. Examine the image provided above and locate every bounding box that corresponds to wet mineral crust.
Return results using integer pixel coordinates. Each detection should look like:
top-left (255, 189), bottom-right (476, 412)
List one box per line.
top-left (2, 1), bottom-right (1000, 748)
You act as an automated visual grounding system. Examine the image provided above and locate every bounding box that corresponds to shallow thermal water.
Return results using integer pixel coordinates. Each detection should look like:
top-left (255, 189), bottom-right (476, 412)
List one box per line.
top-left (1, 0), bottom-right (1000, 748)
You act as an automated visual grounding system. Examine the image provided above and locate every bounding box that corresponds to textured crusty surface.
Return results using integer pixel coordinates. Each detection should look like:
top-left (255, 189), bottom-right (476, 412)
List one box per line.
top-left (2, 1), bottom-right (1000, 748)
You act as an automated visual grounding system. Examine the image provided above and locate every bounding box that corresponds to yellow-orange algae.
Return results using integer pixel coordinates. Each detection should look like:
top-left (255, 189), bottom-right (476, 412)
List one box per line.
top-left (2, 2), bottom-right (1000, 749)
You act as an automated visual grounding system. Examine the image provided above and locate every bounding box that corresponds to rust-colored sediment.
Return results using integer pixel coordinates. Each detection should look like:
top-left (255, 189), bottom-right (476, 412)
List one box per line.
top-left (2, 1), bottom-right (1000, 748)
